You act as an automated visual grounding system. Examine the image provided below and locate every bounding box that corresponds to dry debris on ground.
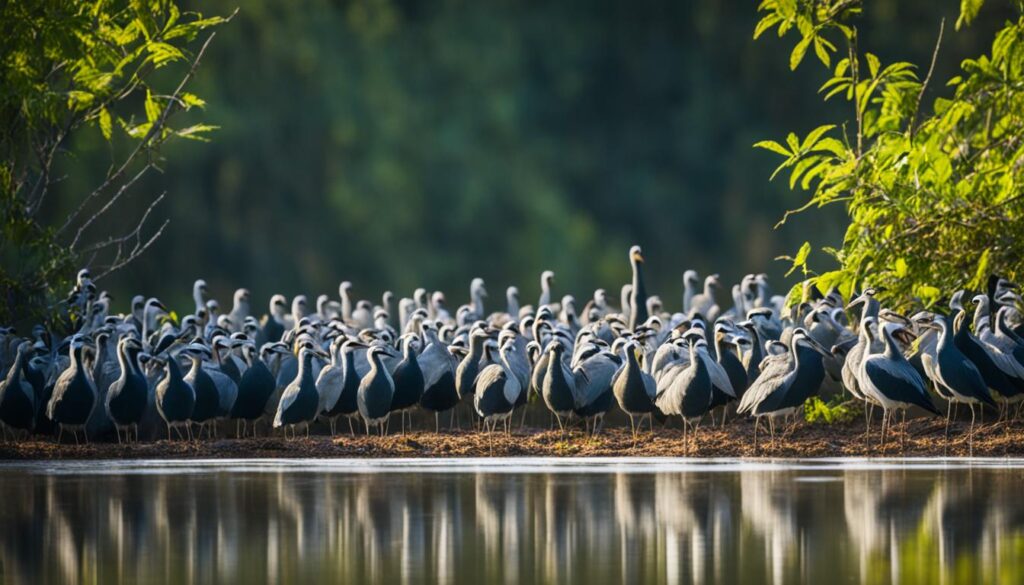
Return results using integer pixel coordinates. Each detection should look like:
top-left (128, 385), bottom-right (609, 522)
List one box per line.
top-left (2, 417), bottom-right (1022, 460)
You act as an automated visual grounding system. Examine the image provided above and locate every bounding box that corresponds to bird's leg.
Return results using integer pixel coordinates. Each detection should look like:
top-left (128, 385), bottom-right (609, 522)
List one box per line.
top-left (115, 426), bottom-right (122, 445)
top-left (944, 400), bottom-right (952, 456)
top-left (305, 422), bottom-right (310, 439)
top-left (435, 412), bottom-right (440, 434)
top-left (721, 408), bottom-right (728, 429)
top-left (753, 417), bottom-right (759, 453)
top-left (520, 405), bottom-right (529, 429)
top-left (969, 404), bottom-right (976, 456)
top-left (683, 418), bottom-right (689, 453)
top-left (450, 409), bottom-right (457, 430)
top-left (901, 410), bottom-right (908, 452)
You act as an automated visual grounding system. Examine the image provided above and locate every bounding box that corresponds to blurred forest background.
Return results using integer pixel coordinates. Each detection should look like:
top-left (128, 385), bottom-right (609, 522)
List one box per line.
top-left (36, 0), bottom-right (1013, 312)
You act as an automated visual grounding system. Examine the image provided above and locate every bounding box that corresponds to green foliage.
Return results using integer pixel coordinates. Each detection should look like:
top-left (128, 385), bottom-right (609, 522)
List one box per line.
top-left (804, 395), bottom-right (860, 424)
top-left (0, 0), bottom-right (227, 326)
top-left (754, 0), bottom-right (1024, 310)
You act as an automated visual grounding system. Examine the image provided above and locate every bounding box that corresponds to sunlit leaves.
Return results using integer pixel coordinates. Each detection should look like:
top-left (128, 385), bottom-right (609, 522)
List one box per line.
top-left (98, 108), bottom-right (113, 140)
top-left (958, 0), bottom-right (986, 31)
top-left (753, 0), bottom-right (1024, 311)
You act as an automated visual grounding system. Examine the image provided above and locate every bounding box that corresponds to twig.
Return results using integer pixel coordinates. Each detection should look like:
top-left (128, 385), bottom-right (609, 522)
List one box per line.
top-left (909, 19), bottom-right (944, 140)
top-left (70, 164), bottom-right (153, 250)
top-left (93, 192), bottom-right (170, 282)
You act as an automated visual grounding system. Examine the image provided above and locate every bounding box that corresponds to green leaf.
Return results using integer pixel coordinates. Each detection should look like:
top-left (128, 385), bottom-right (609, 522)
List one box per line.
top-left (813, 37), bottom-right (831, 68)
top-left (176, 123), bottom-right (220, 141)
top-left (785, 241), bottom-right (812, 276)
top-left (894, 258), bottom-right (908, 278)
top-left (753, 13), bottom-right (781, 40)
top-left (144, 89), bottom-right (160, 122)
top-left (865, 53), bottom-right (881, 78)
top-left (753, 140), bottom-right (791, 157)
top-left (790, 35), bottom-right (813, 70)
top-left (98, 107), bottom-right (112, 140)
top-left (957, 0), bottom-right (984, 30)
top-left (801, 124), bottom-right (836, 150)
top-left (969, 248), bottom-right (991, 289)
top-left (181, 92), bottom-right (206, 109)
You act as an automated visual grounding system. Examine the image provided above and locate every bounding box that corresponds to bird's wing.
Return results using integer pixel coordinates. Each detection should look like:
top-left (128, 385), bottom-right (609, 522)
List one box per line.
top-left (642, 371), bottom-right (658, 399)
top-left (863, 357), bottom-right (937, 413)
top-left (274, 381), bottom-right (301, 426)
top-left (418, 343), bottom-right (453, 388)
top-left (736, 354), bottom-right (791, 414)
top-left (573, 355), bottom-right (616, 407)
top-left (706, 356), bottom-right (735, 397)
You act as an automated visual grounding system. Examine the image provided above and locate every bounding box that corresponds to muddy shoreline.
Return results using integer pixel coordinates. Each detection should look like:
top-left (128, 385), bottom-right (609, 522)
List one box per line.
top-left (2, 417), bottom-right (1022, 460)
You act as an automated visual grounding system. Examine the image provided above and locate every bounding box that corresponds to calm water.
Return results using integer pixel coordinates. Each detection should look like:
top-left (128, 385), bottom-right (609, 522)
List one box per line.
top-left (1, 458), bottom-right (1023, 585)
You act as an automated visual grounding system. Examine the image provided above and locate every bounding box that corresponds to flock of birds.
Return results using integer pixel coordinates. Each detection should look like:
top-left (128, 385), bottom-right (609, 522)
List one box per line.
top-left (2, 245), bottom-right (1024, 452)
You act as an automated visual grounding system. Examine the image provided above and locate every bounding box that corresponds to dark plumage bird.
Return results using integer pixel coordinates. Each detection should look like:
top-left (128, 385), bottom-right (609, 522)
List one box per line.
top-left (105, 337), bottom-right (148, 443)
top-left (612, 339), bottom-right (661, 437)
top-left (418, 322), bottom-right (460, 430)
top-left (857, 319), bottom-right (940, 446)
top-left (571, 345), bottom-right (618, 434)
top-left (455, 328), bottom-right (489, 401)
top-left (928, 314), bottom-right (996, 452)
top-left (473, 338), bottom-right (522, 432)
top-left (47, 335), bottom-right (98, 444)
top-left (628, 245), bottom-right (648, 330)
top-left (541, 339), bottom-right (576, 432)
top-left (737, 330), bottom-right (828, 448)
top-left (390, 334), bottom-right (425, 433)
top-left (319, 339), bottom-right (363, 435)
top-left (273, 341), bottom-right (327, 438)
top-left (0, 341), bottom-right (35, 437)
top-left (230, 342), bottom-right (280, 437)
top-left (155, 352), bottom-right (195, 440)
top-left (655, 334), bottom-right (713, 447)
top-left (358, 345), bottom-right (395, 435)
top-left (184, 344), bottom-right (220, 438)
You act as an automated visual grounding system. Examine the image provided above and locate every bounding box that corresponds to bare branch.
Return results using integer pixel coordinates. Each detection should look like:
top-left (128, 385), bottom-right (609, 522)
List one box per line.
top-left (79, 192), bottom-right (167, 254)
top-left (909, 19), bottom-right (944, 140)
top-left (92, 191), bottom-right (170, 282)
top-left (70, 163), bottom-right (153, 250)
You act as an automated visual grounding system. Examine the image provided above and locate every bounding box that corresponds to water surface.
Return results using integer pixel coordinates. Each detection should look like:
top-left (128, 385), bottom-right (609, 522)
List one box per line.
top-left (1, 458), bottom-right (1022, 584)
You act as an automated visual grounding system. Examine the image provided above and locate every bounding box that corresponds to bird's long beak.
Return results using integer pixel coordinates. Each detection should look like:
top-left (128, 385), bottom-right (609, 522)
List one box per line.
top-left (801, 335), bottom-right (831, 357)
top-left (633, 251), bottom-right (644, 264)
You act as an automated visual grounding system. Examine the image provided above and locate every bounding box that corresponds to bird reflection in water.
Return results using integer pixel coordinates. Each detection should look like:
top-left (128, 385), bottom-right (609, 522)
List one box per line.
top-left (1, 467), bottom-right (1023, 584)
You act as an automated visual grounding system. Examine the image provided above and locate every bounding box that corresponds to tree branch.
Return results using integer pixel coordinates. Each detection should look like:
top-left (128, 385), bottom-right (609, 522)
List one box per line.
top-left (92, 192), bottom-right (170, 282)
top-left (909, 19), bottom-right (944, 140)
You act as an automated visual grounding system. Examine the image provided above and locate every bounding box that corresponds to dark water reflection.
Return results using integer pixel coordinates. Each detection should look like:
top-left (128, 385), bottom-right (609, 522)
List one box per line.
top-left (1, 460), bottom-right (1023, 584)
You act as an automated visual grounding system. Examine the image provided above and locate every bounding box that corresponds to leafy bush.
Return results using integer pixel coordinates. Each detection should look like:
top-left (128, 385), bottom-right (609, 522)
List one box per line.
top-left (754, 0), bottom-right (1024, 310)
top-left (804, 395), bottom-right (861, 425)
